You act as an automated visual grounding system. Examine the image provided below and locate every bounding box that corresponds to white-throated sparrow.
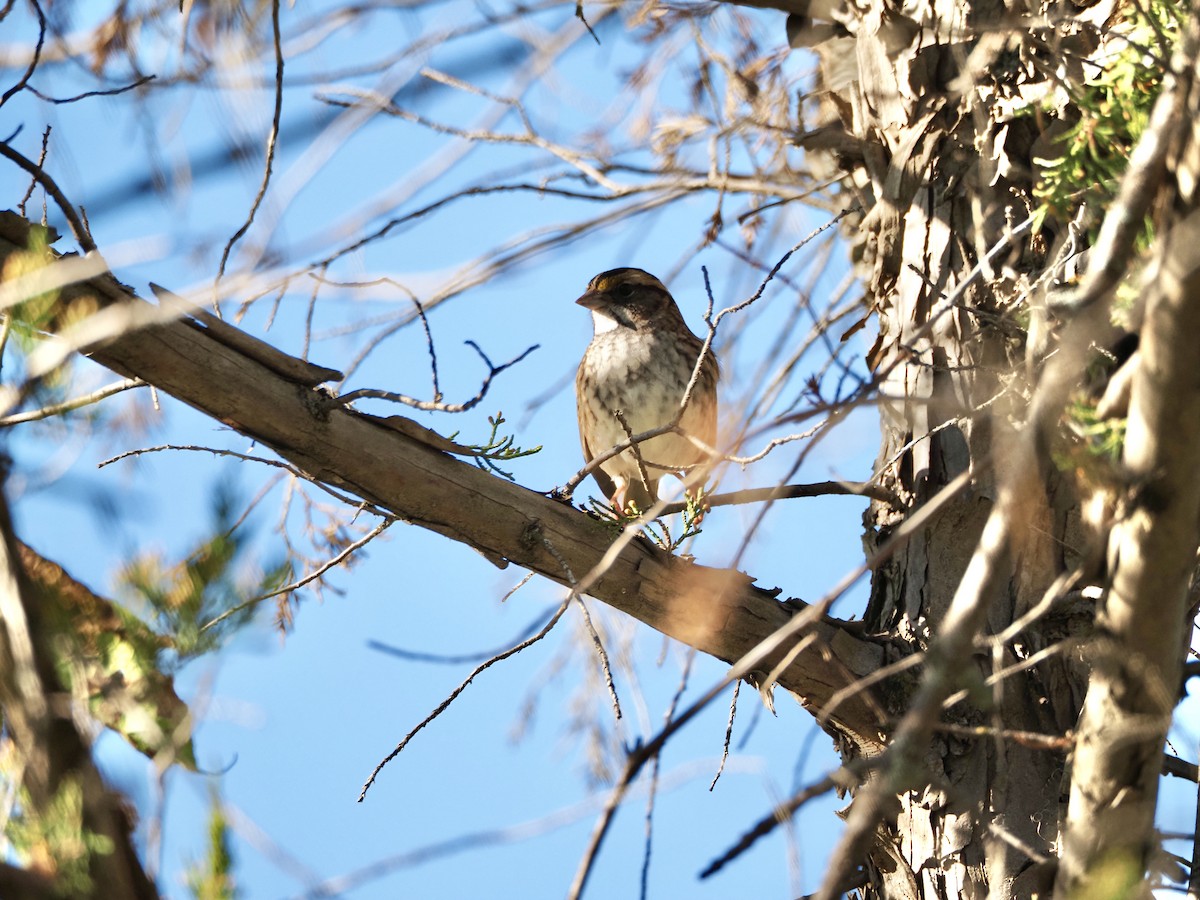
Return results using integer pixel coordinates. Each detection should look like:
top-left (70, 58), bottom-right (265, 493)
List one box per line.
top-left (575, 268), bottom-right (719, 512)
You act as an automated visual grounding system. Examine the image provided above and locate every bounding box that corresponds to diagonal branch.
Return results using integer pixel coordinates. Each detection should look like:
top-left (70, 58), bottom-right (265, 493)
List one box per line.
top-left (0, 211), bottom-right (888, 752)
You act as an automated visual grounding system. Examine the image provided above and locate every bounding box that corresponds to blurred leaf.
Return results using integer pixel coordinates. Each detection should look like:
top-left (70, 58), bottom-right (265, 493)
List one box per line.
top-left (186, 789), bottom-right (238, 900)
top-left (1033, 0), bottom-right (1182, 247)
top-left (118, 480), bottom-right (286, 662)
top-left (5, 776), bottom-right (113, 894)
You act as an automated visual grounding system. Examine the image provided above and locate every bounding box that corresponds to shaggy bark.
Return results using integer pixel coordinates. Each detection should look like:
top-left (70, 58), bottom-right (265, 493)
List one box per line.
top-left (798, 0), bottom-right (1120, 895)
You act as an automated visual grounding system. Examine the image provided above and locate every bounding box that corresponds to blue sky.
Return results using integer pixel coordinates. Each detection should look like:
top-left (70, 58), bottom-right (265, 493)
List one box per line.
top-left (1, 2), bottom-right (878, 895)
top-left (18, 0), bottom-right (1199, 898)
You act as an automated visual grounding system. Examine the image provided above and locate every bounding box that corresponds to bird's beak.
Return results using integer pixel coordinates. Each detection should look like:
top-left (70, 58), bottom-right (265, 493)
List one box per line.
top-left (575, 290), bottom-right (607, 311)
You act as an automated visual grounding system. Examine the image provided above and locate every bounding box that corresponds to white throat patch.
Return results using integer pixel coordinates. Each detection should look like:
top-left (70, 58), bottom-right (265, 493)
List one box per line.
top-left (591, 310), bottom-right (619, 334)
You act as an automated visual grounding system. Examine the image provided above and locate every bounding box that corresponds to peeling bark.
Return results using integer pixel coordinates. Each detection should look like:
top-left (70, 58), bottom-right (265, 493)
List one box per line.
top-left (801, 0), bottom-right (1113, 893)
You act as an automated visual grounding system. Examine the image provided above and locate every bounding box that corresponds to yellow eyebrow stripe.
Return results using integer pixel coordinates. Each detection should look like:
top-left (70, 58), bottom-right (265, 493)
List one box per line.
top-left (591, 271), bottom-right (661, 293)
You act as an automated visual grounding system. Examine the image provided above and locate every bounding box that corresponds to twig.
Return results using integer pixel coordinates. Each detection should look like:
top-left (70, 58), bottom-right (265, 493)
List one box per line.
top-left (215, 0), bottom-right (284, 295)
top-left (0, 140), bottom-right (96, 252)
top-left (943, 637), bottom-right (1088, 711)
top-left (818, 653), bottom-right (924, 728)
top-left (368, 604), bottom-right (557, 666)
top-left (709, 680), bottom-right (739, 791)
top-left (411, 297), bottom-right (441, 402)
top-left (0, 0), bottom-right (43, 107)
top-left (575, 0), bottom-right (601, 44)
top-left (927, 721), bottom-right (1072, 750)
top-left (25, 74), bottom-right (156, 104)
top-left (98, 443), bottom-right (387, 513)
top-left (571, 593), bottom-right (622, 721)
top-left (201, 517), bottom-right (394, 632)
top-left (710, 208), bottom-right (860, 324)
top-left (656, 480), bottom-right (901, 514)
top-left (700, 758), bottom-right (878, 878)
top-left (16, 126), bottom-right (50, 217)
top-left (0, 377), bottom-right (145, 426)
top-left (613, 408), bottom-right (653, 504)
top-left (358, 597), bottom-right (571, 801)
top-left (639, 649), bottom-right (693, 900)
top-left (530, 531), bottom-right (626, 734)
top-left (302, 264), bottom-right (324, 359)
top-left (338, 342), bottom-right (537, 413)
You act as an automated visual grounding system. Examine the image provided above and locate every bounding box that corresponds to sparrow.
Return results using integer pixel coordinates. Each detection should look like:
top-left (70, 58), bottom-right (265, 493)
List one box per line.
top-left (575, 268), bottom-right (719, 512)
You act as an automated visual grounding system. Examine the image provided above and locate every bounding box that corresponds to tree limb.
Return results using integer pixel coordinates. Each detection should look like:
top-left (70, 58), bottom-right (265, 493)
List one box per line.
top-left (1057, 24), bottom-right (1200, 884)
top-left (0, 483), bottom-right (158, 897)
top-left (0, 211), bottom-right (889, 753)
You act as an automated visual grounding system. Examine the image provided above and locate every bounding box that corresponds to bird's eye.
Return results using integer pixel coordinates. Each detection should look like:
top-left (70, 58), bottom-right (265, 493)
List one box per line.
top-left (614, 283), bottom-right (635, 299)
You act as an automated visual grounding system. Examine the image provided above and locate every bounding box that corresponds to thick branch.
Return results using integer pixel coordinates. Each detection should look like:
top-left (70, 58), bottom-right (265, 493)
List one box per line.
top-left (0, 481), bottom-right (158, 898)
top-left (0, 212), bottom-right (887, 752)
top-left (1057, 209), bottom-right (1200, 891)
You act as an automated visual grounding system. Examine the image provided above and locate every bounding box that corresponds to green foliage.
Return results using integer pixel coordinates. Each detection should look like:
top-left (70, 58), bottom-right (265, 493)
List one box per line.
top-left (586, 484), bottom-right (709, 552)
top-left (5, 778), bottom-right (113, 896)
top-left (1055, 397), bottom-right (1127, 498)
top-left (453, 411), bottom-right (542, 481)
top-left (1065, 399), bottom-right (1127, 462)
top-left (1066, 848), bottom-right (1145, 900)
top-left (186, 790), bottom-right (238, 900)
top-left (642, 485), bottom-right (709, 551)
top-left (0, 223), bottom-right (76, 398)
top-left (1032, 0), bottom-right (1183, 244)
top-left (117, 481), bottom-right (291, 665)
top-left (3, 224), bottom-right (63, 347)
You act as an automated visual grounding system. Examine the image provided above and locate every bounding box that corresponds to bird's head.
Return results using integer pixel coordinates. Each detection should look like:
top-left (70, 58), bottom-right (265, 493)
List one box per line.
top-left (576, 268), bottom-right (684, 333)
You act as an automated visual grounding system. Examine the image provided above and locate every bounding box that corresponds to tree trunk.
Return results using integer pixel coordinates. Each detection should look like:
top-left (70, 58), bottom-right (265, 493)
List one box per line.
top-left (802, 0), bottom-right (1109, 894)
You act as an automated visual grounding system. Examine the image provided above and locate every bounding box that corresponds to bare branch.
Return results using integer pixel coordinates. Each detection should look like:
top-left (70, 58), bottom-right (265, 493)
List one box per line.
top-left (0, 377), bottom-right (145, 426)
top-left (0, 139), bottom-right (96, 253)
top-left (97, 443), bottom-right (386, 513)
top-left (24, 74), bottom-right (156, 104)
top-left (701, 758), bottom-right (877, 879)
top-left (16, 126), bottom-right (50, 217)
top-left (657, 480), bottom-right (902, 514)
top-left (0, 0), bottom-right (43, 108)
top-left (215, 0), bottom-right (284, 293)
top-left (639, 650), bottom-right (693, 900)
top-left (359, 597), bottom-right (571, 801)
top-left (338, 342), bottom-right (538, 413)
top-left (201, 516), bottom-right (395, 632)
top-left (708, 679), bottom-right (739, 791)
